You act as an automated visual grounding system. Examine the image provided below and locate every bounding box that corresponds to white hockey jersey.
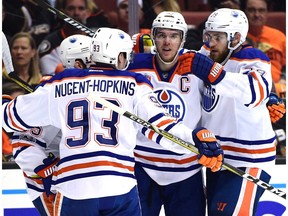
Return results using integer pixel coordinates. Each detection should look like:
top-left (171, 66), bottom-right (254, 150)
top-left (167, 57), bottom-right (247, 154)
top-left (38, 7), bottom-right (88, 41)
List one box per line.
top-left (3, 68), bottom-right (196, 200)
top-left (12, 126), bottom-right (61, 201)
top-left (199, 44), bottom-right (276, 170)
top-left (128, 51), bottom-right (203, 185)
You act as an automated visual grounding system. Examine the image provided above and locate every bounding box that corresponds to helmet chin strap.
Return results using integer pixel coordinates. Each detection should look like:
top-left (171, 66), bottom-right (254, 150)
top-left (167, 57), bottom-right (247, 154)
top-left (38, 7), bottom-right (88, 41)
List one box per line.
top-left (220, 49), bottom-right (233, 65)
top-left (220, 40), bottom-right (242, 65)
top-left (156, 51), bottom-right (179, 65)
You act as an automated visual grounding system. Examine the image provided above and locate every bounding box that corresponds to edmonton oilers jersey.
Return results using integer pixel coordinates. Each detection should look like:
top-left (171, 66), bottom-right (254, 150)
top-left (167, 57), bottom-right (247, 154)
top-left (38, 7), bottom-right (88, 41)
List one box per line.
top-left (199, 44), bottom-right (276, 170)
top-left (128, 52), bottom-right (203, 185)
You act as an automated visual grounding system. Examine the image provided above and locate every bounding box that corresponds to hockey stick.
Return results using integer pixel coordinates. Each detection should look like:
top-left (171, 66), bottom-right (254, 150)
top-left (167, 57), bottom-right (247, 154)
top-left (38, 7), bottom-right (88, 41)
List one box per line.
top-left (88, 93), bottom-right (286, 200)
top-left (2, 32), bottom-right (34, 93)
top-left (28, 0), bottom-right (95, 37)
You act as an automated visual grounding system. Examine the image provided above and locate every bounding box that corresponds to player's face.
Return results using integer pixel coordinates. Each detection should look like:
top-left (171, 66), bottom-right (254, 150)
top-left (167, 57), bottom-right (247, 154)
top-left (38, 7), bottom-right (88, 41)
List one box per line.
top-left (11, 37), bottom-right (36, 67)
top-left (154, 28), bottom-right (182, 62)
top-left (204, 31), bottom-right (230, 63)
top-left (64, 0), bottom-right (88, 24)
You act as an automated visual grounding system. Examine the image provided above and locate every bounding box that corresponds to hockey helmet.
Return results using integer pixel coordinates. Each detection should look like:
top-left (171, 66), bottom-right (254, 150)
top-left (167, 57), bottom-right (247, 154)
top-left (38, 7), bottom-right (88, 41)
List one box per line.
top-left (204, 8), bottom-right (249, 50)
top-left (90, 27), bottom-right (133, 70)
top-left (59, 34), bottom-right (91, 68)
top-left (151, 11), bottom-right (188, 41)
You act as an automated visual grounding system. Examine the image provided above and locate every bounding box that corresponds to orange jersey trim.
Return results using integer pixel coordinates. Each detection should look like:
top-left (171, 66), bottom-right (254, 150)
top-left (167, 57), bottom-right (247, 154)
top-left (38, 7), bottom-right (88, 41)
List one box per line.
top-left (134, 152), bottom-right (198, 164)
top-left (55, 160), bottom-right (134, 176)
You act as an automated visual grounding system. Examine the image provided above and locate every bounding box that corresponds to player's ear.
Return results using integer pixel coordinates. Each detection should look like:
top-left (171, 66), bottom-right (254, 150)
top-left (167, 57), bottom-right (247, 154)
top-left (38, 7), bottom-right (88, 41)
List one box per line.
top-left (74, 60), bottom-right (85, 69)
top-left (117, 53), bottom-right (126, 70)
top-left (231, 32), bottom-right (241, 47)
top-left (118, 52), bottom-right (127, 63)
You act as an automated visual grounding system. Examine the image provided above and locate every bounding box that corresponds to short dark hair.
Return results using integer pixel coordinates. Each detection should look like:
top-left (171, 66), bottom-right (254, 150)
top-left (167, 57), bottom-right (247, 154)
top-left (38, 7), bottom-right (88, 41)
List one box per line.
top-left (2, 81), bottom-right (26, 95)
top-left (241, 0), bottom-right (270, 11)
top-left (57, 0), bottom-right (88, 10)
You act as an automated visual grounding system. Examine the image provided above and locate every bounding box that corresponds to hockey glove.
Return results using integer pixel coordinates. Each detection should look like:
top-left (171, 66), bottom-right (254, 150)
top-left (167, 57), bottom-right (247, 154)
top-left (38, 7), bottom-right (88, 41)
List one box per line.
top-left (192, 127), bottom-right (223, 172)
top-left (267, 92), bottom-right (286, 123)
top-left (34, 152), bottom-right (59, 197)
top-left (132, 33), bottom-right (154, 53)
top-left (178, 52), bottom-right (226, 85)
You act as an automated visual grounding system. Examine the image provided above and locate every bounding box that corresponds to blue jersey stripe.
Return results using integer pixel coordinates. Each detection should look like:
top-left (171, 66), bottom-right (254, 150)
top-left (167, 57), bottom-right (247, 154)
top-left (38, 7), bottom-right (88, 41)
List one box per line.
top-left (216, 135), bottom-right (276, 145)
top-left (58, 150), bottom-right (135, 166)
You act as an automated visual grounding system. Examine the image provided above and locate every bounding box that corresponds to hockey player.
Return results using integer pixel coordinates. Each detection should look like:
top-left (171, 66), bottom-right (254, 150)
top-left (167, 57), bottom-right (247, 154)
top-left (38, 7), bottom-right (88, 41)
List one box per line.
top-left (8, 34), bottom-right (92, 216)
top-left (130, 10), bottom-right (285, 216)
top-left (59, 34), bottom-right (92, 70)
top-left (11, 127), bottom-right (61, 216)
top-left (128, 11), bottom-right (208, 216)
top-left (3, 27), bottom-right (223, 216)
top-left (179, 8), bottom-right (277, 215)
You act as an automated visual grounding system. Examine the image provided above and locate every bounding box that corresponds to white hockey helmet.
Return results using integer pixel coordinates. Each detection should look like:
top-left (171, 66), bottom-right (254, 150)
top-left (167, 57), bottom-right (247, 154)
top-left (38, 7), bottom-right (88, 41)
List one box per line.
top-left (90, 27), bottom-right (133, 70)
top-left (151, 11), bottom-right (188, 64)
top-left (151, 11), bottom-right (188, 41)
top-left (59, 34), bottom-right (91, 68)
top-left (204, 8), bottom-right (249, 50)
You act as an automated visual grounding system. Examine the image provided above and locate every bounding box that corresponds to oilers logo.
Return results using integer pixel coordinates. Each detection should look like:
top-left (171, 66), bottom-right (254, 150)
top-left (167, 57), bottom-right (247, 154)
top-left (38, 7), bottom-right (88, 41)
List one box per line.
top-left (202, 85), bottom-right (220, 112)
top-left (154, 88), bottom-right (186, 120)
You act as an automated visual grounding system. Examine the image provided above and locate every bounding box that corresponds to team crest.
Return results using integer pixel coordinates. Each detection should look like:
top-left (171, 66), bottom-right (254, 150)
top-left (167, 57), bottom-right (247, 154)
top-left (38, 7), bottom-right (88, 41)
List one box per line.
top-left (154, 88), bottom-right (186, 120)
top-left (202, 85), bottom-right (220, 112)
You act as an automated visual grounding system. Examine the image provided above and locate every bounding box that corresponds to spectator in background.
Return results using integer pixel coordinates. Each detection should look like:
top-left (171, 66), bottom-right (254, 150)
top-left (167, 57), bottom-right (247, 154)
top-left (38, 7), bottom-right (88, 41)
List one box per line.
top-left (185, 0), bottom-right (241, 50)
top-left (2, 81), bottom-right (27, 98)
top-left (111, 0), bottom-right (144, 34)
top-left (3, 32), bottom-right (42, 89)
top-left (85, 0), bottom-right (112, 31)
top-left (243, 0), bottom-right (286, 84)
top-left (38, 0), bottom-right (111, 75)
top-left (209, 0), bottom-right (241, 10)
top-left (140, 0), bottom-right (180, 30)
top-left (2, 0), bottom-right (56, 46)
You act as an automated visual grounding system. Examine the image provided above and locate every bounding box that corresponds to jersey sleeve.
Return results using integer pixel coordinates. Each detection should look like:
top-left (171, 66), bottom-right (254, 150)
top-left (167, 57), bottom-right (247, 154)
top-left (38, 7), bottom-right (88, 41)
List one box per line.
top-left (2, 87), bottom-right (51, 133)
top-left (11, 127), bottom-right (60, 177)
top-left (214, 60), bottom-right (272, 108)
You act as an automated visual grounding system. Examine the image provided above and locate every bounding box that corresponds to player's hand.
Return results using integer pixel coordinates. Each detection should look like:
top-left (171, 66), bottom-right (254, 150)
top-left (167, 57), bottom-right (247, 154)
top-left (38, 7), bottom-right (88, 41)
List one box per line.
top-left (267, 92), bottom-right (286, 123)
top-left (178, 52), bottom-right (226, 84)
top-left (34, 153), bottom-right (59, 197)
top-left (132, 33), bottom-right (154, 53)
top-left (192, 127), bottom-right (223, 172)
top-left (2, 94), bottom-right (13, 105)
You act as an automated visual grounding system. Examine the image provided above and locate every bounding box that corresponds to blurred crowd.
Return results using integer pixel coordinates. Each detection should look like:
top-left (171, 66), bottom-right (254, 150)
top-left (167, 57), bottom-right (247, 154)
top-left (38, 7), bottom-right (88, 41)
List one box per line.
top-left (2, 0), bottom-right (286, 162)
